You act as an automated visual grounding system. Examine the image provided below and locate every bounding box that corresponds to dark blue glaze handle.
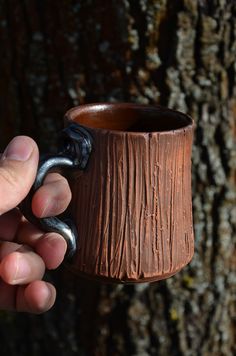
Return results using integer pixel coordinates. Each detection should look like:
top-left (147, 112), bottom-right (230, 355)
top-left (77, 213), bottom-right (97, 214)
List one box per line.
top-left (20, 124), bottom-right (93, 259)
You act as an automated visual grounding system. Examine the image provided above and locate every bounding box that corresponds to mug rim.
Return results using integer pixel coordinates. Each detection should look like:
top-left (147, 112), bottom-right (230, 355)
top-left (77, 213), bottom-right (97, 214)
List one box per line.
top-left (64, 102), bottom-right (194, 135)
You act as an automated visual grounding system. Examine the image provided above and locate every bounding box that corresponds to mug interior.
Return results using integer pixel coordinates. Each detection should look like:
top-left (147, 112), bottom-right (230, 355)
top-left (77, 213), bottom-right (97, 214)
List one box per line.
top-left (67, 103), bottom-right (192, 133)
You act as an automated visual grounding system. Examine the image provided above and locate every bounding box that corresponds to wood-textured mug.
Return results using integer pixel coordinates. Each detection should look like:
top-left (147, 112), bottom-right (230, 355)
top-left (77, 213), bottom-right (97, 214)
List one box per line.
top-left (21, 103), bottom-right (195, 283)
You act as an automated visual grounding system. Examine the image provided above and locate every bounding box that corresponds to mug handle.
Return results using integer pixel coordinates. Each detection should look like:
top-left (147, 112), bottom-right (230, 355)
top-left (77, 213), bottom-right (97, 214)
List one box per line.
top-left (19, 124), bottom-right (93, 259)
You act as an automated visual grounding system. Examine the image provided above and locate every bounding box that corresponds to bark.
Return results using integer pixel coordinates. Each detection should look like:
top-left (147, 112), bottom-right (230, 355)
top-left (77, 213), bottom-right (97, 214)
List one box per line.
top-left (0, 0), bottom-right (235, 355)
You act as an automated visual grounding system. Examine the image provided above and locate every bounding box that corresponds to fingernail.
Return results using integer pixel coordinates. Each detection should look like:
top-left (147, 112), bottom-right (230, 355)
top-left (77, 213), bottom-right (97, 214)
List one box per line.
top-left (44, 283), bottom-right (54, 302)
top-left (40, 283), bottom-right (55, 312)
top-left (12, 253), bottom-right (31, 284)
top-left (40, 200), bottom-right (51, 218)
top-left (3, 136), bottom-right (33, 162)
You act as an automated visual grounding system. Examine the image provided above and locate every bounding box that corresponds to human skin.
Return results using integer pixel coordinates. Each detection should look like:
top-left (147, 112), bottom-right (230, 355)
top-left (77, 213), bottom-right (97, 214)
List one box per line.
top-left (0, 136), bottom-right (71, 314)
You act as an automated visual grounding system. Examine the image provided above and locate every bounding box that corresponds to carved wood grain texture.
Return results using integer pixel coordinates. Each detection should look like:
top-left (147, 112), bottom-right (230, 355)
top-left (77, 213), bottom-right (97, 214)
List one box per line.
top-left (69, 126), bottom-right (194, 282)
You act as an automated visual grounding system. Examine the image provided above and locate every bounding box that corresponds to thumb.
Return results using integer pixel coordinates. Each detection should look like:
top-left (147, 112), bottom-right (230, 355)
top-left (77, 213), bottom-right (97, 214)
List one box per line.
top-left (0, 136), bottom-right (39, 215)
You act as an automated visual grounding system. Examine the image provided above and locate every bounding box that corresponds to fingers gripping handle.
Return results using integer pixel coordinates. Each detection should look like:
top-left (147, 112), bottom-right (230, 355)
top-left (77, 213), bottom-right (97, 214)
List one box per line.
top-left (20, 124), bottom-right (93, 260)
top-left (28, 156), bottom-right (78, 260)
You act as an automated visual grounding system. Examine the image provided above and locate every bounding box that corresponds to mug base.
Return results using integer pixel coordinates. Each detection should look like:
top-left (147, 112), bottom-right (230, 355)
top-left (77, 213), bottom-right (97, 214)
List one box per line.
top-left (64, 264), bottom-right (186, 284)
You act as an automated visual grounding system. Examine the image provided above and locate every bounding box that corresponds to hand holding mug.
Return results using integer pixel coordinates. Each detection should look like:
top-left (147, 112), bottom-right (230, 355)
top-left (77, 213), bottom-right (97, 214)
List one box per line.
top-left (0, 136), bottom-right (69, 313)
top-left (22, 103), bottom-right (195, 284)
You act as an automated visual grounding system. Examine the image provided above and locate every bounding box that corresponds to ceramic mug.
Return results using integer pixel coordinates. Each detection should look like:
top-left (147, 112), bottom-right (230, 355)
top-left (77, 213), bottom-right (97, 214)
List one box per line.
top-left (21, 103), bottom-right (194, 283)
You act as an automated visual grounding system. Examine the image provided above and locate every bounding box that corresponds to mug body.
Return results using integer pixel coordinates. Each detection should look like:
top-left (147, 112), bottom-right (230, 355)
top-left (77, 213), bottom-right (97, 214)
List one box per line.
top-left (64, 103), bottom-right (194, 283)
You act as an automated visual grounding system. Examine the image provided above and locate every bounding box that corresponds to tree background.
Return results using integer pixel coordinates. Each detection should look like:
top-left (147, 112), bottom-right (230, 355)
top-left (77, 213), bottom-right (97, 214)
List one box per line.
top-left (0, 1), bottom-right (235, 355)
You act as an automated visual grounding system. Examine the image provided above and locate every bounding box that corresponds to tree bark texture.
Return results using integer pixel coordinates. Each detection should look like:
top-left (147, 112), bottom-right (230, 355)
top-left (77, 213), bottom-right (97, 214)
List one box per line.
top-left (0, 1), bottom-right (235, 355)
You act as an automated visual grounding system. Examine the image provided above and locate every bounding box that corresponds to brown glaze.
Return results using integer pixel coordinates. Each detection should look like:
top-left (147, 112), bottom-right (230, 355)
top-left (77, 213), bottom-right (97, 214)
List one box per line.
top-left (65, 103), bottom-right (194, 283)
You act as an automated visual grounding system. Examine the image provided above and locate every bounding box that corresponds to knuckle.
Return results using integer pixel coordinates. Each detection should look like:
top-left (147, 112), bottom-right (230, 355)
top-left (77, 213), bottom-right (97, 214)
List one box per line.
top-left (45, 173), bottom-right (67, 184)
top-left (45, 174), bottom-right (71, 196)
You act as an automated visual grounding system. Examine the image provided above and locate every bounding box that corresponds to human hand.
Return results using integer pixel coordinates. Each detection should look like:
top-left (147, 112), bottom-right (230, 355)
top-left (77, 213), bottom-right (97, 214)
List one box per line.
top-left (0, 136), bottom-right (71, 313)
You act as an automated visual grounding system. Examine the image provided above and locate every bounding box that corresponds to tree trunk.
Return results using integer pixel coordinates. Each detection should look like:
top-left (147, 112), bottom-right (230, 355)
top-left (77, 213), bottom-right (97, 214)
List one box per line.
top-left (0, 1), bottom-right (235, 355)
